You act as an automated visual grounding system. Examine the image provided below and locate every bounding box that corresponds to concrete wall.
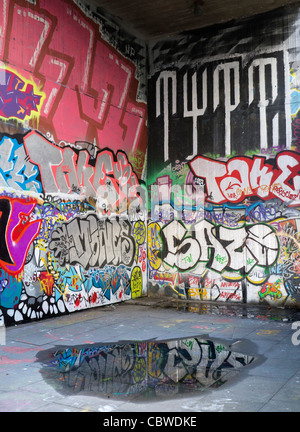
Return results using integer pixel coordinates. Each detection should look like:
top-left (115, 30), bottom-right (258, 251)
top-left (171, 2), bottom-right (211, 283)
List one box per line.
top-left (2, 1), bottom-right (300, 326)
top-left (0, 0), bottom-right (148, 326)
top-left (147, 5), bottom-right (300, 308)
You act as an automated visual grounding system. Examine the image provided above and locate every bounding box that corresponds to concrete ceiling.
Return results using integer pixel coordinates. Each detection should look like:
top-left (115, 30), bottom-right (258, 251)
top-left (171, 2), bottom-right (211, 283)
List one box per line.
top-left (87, 0), bottom-right (300, 40)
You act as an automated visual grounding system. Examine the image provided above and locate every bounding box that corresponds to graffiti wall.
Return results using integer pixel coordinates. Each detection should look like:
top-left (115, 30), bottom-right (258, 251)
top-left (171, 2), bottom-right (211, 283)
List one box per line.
top-left (0, 0), bottom-right (147, 326)
top-left (147, 5), bottom-right (300, 308)
top-left (3, 1), bottom-right (300, 325)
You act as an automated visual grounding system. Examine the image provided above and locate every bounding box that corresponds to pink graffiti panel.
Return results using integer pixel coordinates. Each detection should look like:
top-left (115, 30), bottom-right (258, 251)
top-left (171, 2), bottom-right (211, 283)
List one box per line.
top-left (0, 0), bottom-right (146, 176)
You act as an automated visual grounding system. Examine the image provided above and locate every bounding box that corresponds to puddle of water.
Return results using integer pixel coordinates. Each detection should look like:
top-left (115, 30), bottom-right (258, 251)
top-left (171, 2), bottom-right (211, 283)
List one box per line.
top-left (175, 301), bottom-right (300, 322)
top-left (36, 337), bottom-right (256, 401)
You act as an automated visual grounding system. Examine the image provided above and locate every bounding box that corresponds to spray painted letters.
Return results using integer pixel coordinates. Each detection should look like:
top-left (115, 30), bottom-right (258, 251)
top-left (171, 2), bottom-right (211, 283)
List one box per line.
top-left (23, 131), bottom-right (142, 210)
top-left (190, 152), bottom-right (300, 205)
top-left (0, 67), bottom-right (44, 121)
top-left (161, 219), bottom-right (279, 275)
top-left (49, 215), bottom-right (136, 269)
top-left (154, 53), bottom-right (286, 162)
top-left (0, 0), bottom-right (147, 167)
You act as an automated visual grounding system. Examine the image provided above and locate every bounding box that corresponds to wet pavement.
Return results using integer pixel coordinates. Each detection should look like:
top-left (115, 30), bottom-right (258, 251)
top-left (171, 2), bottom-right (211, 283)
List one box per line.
top-left (1, 296), bottom-right (300, 412)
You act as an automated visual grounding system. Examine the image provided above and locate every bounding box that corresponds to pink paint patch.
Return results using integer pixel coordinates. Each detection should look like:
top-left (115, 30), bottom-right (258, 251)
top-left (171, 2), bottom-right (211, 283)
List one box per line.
top-left (0, 356), bottom-right (36, 365)
top-left (1, 346), bottom-right (40, 354)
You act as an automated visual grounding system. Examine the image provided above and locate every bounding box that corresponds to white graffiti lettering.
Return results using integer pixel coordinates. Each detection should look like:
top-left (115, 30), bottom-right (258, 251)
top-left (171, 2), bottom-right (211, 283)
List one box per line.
top-left (160, 219), bottom-right (279, 274)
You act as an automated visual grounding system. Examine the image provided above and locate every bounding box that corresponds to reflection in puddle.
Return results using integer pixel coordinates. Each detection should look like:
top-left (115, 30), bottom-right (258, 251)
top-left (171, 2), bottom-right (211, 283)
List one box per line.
top-left (37, 337), bottom-right (256, 401)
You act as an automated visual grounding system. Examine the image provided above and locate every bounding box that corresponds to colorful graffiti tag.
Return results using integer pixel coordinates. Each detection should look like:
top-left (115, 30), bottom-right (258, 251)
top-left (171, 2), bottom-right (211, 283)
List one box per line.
top-left (3, 0), bottom-right (300, 326)
top-left (0, 130), bottom-right (147, 325)
top-left (0, 67), bottom-right (44, 122)
top-left (0, 0), bottom-right (147, 326)
top-left (0, 0), bottom-right (147, 175)
top-left (147, 6), bottom-right (300, 307)
top-left (189, 152), bottom-right (300, 205)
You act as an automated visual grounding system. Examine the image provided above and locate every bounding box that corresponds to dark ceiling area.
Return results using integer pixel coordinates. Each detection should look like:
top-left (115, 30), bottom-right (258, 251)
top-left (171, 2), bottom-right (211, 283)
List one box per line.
top-left (87, 0), bottom-right (300, 40)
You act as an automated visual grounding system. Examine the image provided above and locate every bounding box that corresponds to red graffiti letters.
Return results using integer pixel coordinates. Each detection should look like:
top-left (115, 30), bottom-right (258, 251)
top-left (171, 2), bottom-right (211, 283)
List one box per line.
top-left (190, 152), bottom-right (300, 205)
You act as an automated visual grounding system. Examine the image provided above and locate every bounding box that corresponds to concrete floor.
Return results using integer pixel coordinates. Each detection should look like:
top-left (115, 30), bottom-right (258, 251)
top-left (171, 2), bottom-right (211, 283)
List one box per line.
top-left (1, 297), bottom-right (300, 413)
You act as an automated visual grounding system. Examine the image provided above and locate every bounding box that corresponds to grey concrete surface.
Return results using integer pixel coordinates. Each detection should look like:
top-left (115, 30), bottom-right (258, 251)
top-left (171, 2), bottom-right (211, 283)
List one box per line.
top-left (1, 297), bottom-right (300, 413)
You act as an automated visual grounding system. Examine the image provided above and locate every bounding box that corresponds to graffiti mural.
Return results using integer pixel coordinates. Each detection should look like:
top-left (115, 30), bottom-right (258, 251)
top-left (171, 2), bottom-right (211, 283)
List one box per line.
top-left (0, 66), bottom-right (45, 122)
top-left (0, 0), bottom-right (147, 326)
top-left (49, 215), bottom-right (136, 269)
top-left (0, 129), bottom-right (147, 325)
top-left (150, 52), bottom-right (287, 166)
top-left (0, 196), bottom-right (41, 275)
top-left (147, 5), bottom-right (300, 307)
top-left (160, 219), bottom-right (279, 275)
top-left (4, 0), bottom-right (300, 324)
top-left (0, 0), bottom-right (147, 176)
